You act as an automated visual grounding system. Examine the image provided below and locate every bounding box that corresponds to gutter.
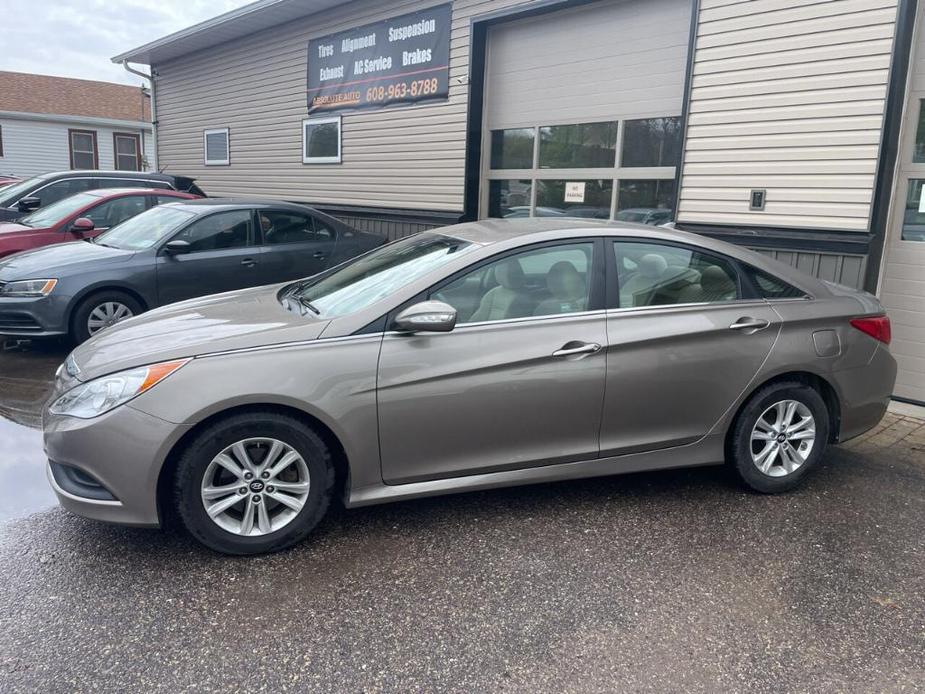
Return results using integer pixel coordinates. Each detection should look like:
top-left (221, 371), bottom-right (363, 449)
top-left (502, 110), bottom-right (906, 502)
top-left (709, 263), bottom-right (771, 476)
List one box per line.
top-left (121, 61), bottom-right (158, 172)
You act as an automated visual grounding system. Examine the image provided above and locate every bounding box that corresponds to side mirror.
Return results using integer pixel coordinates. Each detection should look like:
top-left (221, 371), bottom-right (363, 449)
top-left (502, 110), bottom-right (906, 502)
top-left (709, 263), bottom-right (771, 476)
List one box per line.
top-left (18, 197), bottom-right (40, 213)
top-left (394, 301), bottom-right (457, 334)
top-left (69, 217), bottom-right (95, 235)
top-left (163, 239), bottom-right (191, 255)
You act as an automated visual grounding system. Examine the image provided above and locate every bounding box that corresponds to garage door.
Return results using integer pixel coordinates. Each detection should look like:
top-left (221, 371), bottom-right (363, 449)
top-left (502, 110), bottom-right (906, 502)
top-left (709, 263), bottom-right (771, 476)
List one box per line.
top-left (481, 0), bottom-right (692, 220)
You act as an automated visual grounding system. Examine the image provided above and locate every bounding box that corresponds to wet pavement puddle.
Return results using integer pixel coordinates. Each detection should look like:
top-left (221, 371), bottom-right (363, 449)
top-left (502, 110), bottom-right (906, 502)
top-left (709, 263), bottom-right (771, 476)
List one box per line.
top-left (0, 341), bottom-right (68, 522)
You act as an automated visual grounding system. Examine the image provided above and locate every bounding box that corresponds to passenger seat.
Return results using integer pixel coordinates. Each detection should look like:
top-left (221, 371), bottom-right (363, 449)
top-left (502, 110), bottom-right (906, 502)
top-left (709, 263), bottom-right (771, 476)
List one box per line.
top-left (534, 261), bottom-right (587, 315)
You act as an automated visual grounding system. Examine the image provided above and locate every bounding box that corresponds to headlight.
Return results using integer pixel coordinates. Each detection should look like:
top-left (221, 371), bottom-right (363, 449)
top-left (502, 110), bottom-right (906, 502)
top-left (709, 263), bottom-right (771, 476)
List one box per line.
top-left (49, 359), bottom-right (189, 419)
top-left (0, 279), bottom-right (57, 297)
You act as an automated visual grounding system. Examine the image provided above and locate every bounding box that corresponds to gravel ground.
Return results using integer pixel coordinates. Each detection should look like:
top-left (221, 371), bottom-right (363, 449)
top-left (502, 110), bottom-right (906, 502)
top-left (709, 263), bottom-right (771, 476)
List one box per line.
top-left (0, 345), bottom-right (923, 692)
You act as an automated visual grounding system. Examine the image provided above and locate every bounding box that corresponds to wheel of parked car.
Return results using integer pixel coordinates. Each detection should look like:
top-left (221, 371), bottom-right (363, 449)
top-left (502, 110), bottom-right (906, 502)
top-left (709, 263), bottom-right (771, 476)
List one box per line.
top-left (72, 290), bottom-right (143, 343)
top-left (173, 411), bottom-right (335, 555)
top-left (728, 381), bottom-right (830, 493)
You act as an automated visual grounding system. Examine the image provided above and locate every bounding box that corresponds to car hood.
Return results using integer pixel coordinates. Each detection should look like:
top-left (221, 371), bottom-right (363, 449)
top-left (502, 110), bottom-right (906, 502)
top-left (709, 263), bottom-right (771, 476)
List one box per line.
top-left (0, 240), bottom-right (132, 279)
top-left (0, 207), bottom-right (23, 223)
top-left (70, 284), bottom-right (330, 381)
top-left (0, 222), bottom-right (37, 236)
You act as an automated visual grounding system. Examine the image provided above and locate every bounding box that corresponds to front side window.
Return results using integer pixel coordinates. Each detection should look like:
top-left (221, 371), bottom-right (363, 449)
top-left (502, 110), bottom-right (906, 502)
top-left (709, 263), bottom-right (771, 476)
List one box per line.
top-left (303, 116), bottom-right (341, 164)
top-left (292, 234), bottom-right (476, 318)
top-left (114, 134), bottom-right (141, 171)
top-left (260, 211), bottom-right (332, 245)
top-left (172, 210), bottom-right (253, 252)
top-left (69, 130), bottom-right (98, 169)
top-left (613, 241), bottom-right (740, 308)
top-left (82, 195), bottom-right (147, 229)
top-left (30, 178), bottom-right (96, 208)
top-left (432, 243), bottom-right (594, 324)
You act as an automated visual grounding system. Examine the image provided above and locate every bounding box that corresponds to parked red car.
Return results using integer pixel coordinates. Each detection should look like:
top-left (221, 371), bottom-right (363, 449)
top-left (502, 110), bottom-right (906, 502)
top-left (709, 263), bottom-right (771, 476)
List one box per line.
top-left (0, 188), bottom-right (199, 259)
top-left (0, 175), bottom-right (20, 189)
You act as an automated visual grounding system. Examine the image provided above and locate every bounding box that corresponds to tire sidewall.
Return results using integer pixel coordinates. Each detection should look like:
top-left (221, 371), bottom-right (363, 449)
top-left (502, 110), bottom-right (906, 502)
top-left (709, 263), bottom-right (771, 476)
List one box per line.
top-left (72, 291), bottom-right (143, 344)
top-left (731, 383), bottom-right (830, 493)
top-left (175, 414), bottom-right (332, 555)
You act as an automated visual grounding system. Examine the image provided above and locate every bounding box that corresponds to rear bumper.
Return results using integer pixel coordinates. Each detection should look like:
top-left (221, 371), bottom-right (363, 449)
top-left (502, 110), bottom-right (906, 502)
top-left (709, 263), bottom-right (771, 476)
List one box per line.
top-left (834, 344), bottom-right (898, 442)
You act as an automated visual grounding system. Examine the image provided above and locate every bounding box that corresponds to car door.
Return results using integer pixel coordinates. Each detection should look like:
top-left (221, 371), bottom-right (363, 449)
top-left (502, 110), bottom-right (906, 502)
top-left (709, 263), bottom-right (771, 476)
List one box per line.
top-left (155, 209), bottom-right (260, 306)
top-left (599, 238), bottom-right (781, 457)
top-left (256, 209), bottom-right (338, 284)
top-left (377, 239), bottom-right (608, 484)
top-left (73, 194), bottom-right (148, 239)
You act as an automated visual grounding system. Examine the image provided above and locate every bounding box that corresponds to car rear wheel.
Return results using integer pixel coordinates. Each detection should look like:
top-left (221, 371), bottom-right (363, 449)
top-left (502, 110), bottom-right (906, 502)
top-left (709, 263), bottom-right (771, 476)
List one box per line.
top-left (72, 290), bottom-right (142, 343)
top-left (173, 411), bottom-right (334, 555)
top-left (728, 381), bottom-right (830, 493)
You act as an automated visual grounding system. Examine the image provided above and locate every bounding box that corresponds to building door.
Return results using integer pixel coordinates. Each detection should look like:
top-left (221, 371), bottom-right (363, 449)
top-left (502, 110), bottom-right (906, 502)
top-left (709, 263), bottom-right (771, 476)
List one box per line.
top-left (880, 28), bottom-right (925, 404)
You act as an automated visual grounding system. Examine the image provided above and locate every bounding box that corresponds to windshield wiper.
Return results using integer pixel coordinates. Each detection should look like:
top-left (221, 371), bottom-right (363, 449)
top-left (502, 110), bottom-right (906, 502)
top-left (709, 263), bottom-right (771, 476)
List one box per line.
top-left (297, 295), bottom-right (321, 315)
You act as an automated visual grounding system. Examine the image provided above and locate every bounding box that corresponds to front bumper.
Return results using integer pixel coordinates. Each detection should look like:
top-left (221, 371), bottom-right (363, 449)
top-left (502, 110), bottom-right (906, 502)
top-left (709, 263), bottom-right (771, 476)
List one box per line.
top-left (43, 403), bottom-right (192, 527)
top-left (0, 294), bottom-right (70, 337)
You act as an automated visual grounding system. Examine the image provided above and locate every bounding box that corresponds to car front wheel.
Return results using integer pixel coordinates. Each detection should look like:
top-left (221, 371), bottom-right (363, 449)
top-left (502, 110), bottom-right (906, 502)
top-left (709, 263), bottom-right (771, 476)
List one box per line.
top-left (173, 411), bottom-right (335, 555)
top-left (72, 290), bottom-right (142, 343)
top-left (729, 381), bottom-right (830, 493)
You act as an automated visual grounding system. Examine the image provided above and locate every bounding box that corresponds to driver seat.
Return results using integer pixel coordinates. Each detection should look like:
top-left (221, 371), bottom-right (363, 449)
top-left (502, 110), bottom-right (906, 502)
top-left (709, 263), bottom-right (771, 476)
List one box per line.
top-left (469, 259), bottom-right (534, 322)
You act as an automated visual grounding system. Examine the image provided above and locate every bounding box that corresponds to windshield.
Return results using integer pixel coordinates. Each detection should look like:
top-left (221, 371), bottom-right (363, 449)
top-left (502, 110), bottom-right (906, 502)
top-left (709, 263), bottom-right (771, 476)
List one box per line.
top-left (19, 192), bottom-right (100, 227)
top-left (291, 234), bottom-right (476, 318)
top-left (0, 175), bottom-right (47, 207)
top-left (94, 205), bottom-right (195, 251)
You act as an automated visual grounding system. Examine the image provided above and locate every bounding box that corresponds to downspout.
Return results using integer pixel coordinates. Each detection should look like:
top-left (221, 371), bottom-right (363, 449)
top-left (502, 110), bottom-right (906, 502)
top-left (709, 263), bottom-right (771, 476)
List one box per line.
top-left (121, 61), bottom-right (158, 172)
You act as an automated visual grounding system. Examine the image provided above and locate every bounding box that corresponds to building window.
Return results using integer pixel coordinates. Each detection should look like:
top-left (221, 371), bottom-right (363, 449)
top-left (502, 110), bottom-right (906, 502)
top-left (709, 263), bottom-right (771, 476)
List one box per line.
top-left (617, 179), bottom-right (677, 215)
top-left (204, 128), bottom-right (230, 166)
top-left (536, 179), bottom-right (613, 219)
top-left (303, 116), bottom-right (341, 164)
top-left (621, 117), bottom-right (682, 168)
top-left (488, 179), bottom-right (532, 218)
top-left (490, 129), bottom-right (534, 170)
top-left (0, 124), bottom-right (4, 157)
top-left (113, 133), bottom-right (142, 171)
top-left (69, 129), bottom-right (99, 170)
top-left (539, 122), bottom-right (618, 169)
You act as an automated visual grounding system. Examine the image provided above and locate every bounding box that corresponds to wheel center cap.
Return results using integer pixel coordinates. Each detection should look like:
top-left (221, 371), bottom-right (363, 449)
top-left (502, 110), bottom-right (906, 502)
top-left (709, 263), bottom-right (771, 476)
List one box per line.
top-left (777, 433), bottom-right (787, 443)
top-left (249, 480), bottom-right (265, 493)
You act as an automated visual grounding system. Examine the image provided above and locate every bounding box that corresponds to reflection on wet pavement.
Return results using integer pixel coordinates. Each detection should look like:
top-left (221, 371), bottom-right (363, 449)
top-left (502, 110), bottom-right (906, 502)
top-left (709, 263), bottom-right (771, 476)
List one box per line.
top-left (0, 340), bottom-right (68, 522)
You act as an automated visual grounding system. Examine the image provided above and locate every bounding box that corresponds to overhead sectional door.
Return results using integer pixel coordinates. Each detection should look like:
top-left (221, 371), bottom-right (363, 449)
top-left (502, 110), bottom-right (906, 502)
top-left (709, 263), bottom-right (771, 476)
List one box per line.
top-left (481, 0), bottom-right (692, 220)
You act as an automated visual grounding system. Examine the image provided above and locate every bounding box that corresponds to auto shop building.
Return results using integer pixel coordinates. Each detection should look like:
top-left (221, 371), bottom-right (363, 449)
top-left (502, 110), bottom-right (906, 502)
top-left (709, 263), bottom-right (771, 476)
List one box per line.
top-left (115, 0), bottom-right (923, 403)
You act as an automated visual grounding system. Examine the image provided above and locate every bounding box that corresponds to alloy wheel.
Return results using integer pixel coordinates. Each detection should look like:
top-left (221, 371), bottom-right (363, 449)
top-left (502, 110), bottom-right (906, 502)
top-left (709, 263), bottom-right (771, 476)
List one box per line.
top-left (200, 437), bottom-right (311, 536)
top-left (750, 400), bottom-right (817, 477)
top-left (87, 301), bottom-right (134, 335)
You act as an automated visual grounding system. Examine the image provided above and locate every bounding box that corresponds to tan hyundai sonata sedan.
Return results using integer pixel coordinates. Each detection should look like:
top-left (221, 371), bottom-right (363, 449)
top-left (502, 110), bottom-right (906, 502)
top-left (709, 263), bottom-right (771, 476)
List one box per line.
top-left (44, 219), bottom-right (897, 554)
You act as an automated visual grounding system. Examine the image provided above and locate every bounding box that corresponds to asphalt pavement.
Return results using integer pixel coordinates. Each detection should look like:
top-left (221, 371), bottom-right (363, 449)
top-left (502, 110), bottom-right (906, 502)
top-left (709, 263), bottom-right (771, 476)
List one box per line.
top-left (0, 342), bottom-right (923, 693)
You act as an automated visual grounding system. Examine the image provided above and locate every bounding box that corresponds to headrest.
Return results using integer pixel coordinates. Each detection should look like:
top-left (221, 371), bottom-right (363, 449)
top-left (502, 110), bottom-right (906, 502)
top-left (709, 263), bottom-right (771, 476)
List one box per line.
top-left (701, 265), bottom-right (735, 293)
top-left (546, 261), bottom-right (584, 301)
top-left (495, 259), bottom-right (526, 289)
top-left (638, 253), bottom-right (668, 278)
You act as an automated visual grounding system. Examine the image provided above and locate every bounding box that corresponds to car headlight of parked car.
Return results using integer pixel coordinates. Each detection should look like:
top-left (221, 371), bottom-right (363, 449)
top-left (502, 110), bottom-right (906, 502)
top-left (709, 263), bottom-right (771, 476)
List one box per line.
top-left (49, 359), bottom-right (189, 419)
top-left (0, 278), bottom-right (58, 297)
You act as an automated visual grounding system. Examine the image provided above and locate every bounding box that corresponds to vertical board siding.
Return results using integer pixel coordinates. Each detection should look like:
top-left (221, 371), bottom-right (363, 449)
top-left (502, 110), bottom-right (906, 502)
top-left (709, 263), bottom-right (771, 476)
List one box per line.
top-left (752, 247), bottom-right (868, 288)
top-left (0, 118), bottom-right (152, 177)
top-left (154, 0), bottom-right (536, 212)
top-left (678, 0), bottom-right (900, 231)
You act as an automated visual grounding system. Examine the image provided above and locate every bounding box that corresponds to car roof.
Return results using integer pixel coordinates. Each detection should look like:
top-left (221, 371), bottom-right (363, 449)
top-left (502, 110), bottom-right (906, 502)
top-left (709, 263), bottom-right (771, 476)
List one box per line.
top-left (84, 187), bottom-right (191, 198)
top-left (165, 198), bottom-right (321, 213)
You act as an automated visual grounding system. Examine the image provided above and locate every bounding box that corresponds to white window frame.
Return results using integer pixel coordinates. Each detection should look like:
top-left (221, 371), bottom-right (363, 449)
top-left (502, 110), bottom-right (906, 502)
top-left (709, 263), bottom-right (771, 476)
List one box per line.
top-left (203, 128), bottom-right (230, 166)
top-left (302, 116), bottom-right (341, 164)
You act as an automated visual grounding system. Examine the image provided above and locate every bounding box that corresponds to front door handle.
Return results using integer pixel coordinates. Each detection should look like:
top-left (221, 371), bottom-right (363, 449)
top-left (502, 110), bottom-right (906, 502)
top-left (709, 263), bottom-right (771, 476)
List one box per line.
top-left (730, 317), bottom-right (770, 332)
top-left (241, 258), bottom-right (257, 268)
top-left (312, 251), bottom-right (327, 260)
top-left (553, 341), bottom-right (602, 357)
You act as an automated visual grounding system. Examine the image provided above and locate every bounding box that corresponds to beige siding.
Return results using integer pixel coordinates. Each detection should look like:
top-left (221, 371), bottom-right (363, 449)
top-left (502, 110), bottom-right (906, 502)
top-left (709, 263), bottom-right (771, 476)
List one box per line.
top-left (677, 0), bottom-right (900, 231)
top-left (155, 0), bottom-right (532, 212)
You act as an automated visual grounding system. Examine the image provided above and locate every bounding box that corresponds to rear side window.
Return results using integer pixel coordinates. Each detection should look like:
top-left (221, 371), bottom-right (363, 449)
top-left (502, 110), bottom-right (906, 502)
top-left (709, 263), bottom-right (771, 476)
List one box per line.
top-left (746, 267), bottom-right (806, 299)
top-left (36, 178), bottom-right (95, 206)
top-left (613, 240), bottom-right (741, 308)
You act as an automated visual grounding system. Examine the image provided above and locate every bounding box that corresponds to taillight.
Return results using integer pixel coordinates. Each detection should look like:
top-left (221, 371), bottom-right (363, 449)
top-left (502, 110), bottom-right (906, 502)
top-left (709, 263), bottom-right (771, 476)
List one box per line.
top-left (850, 315), bottom-right (891, 345)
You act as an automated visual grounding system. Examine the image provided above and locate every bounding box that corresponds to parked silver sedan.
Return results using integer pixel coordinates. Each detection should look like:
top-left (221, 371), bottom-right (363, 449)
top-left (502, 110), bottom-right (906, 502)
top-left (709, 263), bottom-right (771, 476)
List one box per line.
top-left (44, 219), bottom-right (897, 554)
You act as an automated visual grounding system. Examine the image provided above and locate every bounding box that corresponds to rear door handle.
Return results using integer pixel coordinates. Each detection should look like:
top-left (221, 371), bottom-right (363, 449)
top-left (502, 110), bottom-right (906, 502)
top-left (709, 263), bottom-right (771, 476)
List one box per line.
top-left (730, 317), bottom-right (770, 332)
top-left (241, 258), bottom-right (257, 268)
top-left (553, 341), bottom-right (602, 357)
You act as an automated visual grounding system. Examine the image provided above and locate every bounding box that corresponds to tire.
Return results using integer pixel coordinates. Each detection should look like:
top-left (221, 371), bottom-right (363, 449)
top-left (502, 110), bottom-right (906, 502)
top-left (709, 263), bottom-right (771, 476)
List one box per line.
top-left (173, 411), bottom-right (334, 555)
top-left (71, 290), bottom-right (143, 344)
top-left (728, 381), bottom-right (830, 493)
